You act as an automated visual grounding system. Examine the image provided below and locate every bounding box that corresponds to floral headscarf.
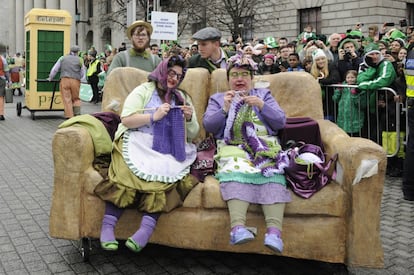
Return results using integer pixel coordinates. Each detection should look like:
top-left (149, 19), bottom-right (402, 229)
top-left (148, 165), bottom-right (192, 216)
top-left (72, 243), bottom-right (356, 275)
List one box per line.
top-left (226, 50), bottom-right (258, 72)
top-left (148, 55), bottom-right (187, 104)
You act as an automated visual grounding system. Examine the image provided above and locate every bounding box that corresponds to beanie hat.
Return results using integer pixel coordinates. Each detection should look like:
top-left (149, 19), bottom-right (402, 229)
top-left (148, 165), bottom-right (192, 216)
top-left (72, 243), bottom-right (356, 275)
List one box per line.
top-left (263, 54), bottom-right (275, 61)
top-left (363, 43), bottom-right (381, 67)
top-left (312, 49), bottom-right (326, 61)
top-left (393, 38), bottom-right (405, 48)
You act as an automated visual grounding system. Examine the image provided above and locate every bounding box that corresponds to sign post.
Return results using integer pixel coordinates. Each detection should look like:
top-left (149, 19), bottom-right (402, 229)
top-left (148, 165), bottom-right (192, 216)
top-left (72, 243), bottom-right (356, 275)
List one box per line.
top-left (150, 11), bottom-right (178, 41)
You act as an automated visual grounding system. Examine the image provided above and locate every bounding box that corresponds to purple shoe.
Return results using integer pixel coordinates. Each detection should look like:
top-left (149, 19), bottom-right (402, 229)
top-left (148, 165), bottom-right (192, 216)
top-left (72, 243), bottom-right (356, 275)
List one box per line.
top-left (264, 233), bottom-right (283, 253)
top-left (230, 227), bottom-right (255, 245)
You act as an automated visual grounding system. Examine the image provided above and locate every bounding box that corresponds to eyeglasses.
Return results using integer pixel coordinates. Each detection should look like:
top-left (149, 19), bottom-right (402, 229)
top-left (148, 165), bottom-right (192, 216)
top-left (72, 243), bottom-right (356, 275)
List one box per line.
top-left (132, 33), bottom-right (148, 38)
top-left (167, 69), bottom-right (183, 80)
top-left (229, 71), bottom-right (251, 78)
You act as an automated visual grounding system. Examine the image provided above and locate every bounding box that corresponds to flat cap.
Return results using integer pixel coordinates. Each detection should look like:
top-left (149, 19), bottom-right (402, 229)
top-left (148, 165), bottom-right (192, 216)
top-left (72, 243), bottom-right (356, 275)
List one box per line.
top-left (192, 27), bottom-right (221, 41)
top-left (70, 45), bottom-right (80, 52)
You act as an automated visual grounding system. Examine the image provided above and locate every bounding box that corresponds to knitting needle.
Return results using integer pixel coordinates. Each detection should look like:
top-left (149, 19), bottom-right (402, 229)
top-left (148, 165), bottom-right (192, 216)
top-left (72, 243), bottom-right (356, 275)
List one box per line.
top-left (135, 105), bottom-right (185, 112)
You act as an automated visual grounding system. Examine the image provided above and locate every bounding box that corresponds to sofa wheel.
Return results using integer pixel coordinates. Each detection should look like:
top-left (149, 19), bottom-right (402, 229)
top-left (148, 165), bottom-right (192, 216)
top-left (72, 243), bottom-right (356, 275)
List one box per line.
top-left (16, 102), bottom-right (22, 116)
top-left (80, 238), bottom-right (91, 262)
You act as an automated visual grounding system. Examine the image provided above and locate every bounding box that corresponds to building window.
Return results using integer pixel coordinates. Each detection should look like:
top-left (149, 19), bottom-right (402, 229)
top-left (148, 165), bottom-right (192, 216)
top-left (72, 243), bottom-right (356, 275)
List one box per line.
top-left (299, 7), bottom-right (321, 35)
top-left (240, 16), bottom-right (253, 42)
top-left (88, 0), bottom-right (93, 18)
top-left (407, 3), bottom-right (414, 26)
top-left (192, 22), bottom-right (205, 34)
top-left (106, 0), bottom-right (111, 14)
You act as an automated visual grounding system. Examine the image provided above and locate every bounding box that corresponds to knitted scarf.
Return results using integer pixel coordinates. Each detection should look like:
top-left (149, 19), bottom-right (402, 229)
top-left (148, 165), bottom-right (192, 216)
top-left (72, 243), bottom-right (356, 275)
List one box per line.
top-left (152, 107), bottom-right (186, 161)
top-left (223, 97), bottom-right (288, 176)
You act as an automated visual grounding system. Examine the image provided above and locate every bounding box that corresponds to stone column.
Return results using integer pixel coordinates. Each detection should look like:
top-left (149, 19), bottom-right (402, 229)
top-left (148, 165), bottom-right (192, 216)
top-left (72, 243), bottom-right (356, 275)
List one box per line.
top-left (8, 0), bottom-right (17, 55)
top-left (34, 0), bottom-right (46, 8)
top-left (15, 0), bottom-right (26, 55)
top-left (60, 0), bottom-right (76, 47)
top-left (46, 0), bottom-right (59, 9)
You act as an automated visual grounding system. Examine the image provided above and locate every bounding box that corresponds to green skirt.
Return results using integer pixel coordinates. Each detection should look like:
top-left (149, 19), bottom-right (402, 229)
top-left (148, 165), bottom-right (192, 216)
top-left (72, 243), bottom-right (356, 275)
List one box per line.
top-left (94, 135), bottom-right (197, 213)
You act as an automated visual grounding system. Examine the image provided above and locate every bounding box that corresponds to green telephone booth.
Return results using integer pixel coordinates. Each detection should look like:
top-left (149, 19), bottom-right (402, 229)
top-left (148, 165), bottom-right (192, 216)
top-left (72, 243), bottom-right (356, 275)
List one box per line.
top-left (19, 8), bottom-right (72, 119)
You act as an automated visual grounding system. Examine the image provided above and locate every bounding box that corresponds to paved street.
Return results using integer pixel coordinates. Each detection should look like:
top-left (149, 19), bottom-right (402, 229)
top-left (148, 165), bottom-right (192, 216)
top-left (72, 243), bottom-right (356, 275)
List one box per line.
top-left (0, 95), bottom-right (413, 275)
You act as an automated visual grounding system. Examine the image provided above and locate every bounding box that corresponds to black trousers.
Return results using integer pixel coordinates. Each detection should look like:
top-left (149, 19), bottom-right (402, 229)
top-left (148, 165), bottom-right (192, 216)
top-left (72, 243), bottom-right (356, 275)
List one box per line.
top-left (88, 75), bottom-right (99, 103)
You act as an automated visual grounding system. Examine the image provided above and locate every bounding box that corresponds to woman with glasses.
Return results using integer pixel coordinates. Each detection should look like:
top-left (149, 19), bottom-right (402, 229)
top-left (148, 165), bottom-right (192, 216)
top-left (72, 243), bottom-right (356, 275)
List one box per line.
top-left (95, 55), bottom-right (199, 253)
top-left (203, 52), bottom-right (291, 253)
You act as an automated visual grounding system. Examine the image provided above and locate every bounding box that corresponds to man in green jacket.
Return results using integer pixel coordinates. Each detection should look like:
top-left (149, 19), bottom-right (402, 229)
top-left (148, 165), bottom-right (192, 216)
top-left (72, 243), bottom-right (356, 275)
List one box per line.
top-left (188, 27), bottom-right (234, 73)
top-left (357, 43), bottom-right (397, 142)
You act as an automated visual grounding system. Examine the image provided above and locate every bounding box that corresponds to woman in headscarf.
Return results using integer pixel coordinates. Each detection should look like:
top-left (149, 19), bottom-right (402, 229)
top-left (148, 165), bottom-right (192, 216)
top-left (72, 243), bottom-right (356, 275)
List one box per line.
top-left (95, 55), bottom-right (199, 252)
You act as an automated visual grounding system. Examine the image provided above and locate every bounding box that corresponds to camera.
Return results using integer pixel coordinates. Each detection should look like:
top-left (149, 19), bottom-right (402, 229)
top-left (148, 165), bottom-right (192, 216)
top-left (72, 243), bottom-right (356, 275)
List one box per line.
top-left (400, 19), bottom-right (408, 27)
top-left (344, 50), bottom-right (352, 60)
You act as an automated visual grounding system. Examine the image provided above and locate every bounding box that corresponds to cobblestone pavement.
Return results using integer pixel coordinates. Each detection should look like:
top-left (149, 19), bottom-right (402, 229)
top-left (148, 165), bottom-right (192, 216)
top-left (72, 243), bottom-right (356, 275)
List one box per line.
top-left (0, 95), bottom-right (413, 275)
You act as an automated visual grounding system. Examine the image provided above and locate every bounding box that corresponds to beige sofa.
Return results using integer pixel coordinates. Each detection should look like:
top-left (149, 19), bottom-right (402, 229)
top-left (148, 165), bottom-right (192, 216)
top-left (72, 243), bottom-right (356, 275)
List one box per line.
top-left (49, 67), bottom-right (386, 268)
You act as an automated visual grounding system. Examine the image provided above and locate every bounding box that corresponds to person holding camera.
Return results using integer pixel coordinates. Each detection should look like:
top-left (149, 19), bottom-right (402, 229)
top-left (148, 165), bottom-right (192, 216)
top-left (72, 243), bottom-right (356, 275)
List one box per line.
top-left (298, 38), bottom-right (333, 63)
top-left (337, 38), bottom-right (363, 82)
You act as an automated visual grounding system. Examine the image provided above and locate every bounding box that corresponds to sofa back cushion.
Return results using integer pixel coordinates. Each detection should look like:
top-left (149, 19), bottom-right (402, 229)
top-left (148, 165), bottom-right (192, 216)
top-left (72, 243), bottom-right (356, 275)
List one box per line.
top-left (210, 69), bottom-right (324, 120)
top-left (102, 67), bottom-right (324, 140)
top-left (102, 67), bottom-right (210, 140)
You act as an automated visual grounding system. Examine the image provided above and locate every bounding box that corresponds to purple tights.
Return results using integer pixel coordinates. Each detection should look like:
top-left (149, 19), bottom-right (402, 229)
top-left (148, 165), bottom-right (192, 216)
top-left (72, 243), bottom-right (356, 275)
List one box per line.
top-left (130, 213), bottom-right (159, 248)
top-left (100, 202), bottom-right (124, 243)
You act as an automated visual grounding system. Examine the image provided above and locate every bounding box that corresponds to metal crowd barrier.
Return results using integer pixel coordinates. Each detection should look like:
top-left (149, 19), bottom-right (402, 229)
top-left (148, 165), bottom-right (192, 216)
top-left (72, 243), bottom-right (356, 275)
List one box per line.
top-left (322, 84), bottom-right (406, 158)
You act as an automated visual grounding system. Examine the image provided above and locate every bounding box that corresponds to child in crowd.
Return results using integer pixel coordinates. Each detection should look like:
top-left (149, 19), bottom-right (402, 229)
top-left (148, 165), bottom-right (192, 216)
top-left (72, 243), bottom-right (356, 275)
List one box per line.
top-left (296, 24), bottom-right (316, 52)
top-left (258, 54), bottom-right (280, 75)
top-left (332, 70), bottom-right (366, 136)
top-left (302, 57), bottom-right (313, 73)
top-left (287, 53), bottom-right (304, 71)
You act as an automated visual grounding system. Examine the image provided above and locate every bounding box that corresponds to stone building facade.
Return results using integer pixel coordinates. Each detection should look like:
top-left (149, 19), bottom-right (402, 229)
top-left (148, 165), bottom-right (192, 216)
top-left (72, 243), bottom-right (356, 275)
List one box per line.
top-left (1, 0), bottom-right (413, 56)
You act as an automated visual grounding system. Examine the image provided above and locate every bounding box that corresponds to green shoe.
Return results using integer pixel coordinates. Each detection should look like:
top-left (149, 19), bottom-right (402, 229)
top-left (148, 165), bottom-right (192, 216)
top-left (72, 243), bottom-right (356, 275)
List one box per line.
top-left (100, 240), bottom-right (119, 251)
top-left (125, 237), bottom-right (143, 253)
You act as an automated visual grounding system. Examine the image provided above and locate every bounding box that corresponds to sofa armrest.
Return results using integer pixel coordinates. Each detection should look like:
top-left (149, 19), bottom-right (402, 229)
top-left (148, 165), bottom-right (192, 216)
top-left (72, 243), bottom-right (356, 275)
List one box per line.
top-left (317, 119), bottom-right (386, 267)
top-left (49, 126), bottom-right (95, 240)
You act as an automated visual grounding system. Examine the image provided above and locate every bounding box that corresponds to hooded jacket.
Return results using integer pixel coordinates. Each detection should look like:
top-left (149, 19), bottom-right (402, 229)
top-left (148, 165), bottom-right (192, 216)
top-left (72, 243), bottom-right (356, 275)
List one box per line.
top-left (357, 50), bottom-right (397, 114)
top-left (357, 51), bottom-right (396, 90)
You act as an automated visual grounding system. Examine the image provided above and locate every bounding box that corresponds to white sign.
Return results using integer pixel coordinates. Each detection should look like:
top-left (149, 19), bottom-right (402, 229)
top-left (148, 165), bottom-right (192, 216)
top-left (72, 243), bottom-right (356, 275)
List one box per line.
top-left (151, 11), bottom-right (178, 41)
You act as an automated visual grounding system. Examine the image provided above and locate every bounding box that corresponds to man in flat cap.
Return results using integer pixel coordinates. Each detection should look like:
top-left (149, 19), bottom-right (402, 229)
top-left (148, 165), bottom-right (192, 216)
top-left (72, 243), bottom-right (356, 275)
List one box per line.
top-left (188, 27), bottom-right (234, 73)
top-left (107, 20), bottom-right (161, 75)
top-left (48, 45), bottom-right (86, 118)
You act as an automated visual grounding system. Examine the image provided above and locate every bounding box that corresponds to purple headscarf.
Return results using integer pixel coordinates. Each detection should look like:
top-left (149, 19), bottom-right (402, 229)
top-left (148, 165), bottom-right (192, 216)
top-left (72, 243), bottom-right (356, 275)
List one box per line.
top-left (148, 55), bottom-right (187, 104)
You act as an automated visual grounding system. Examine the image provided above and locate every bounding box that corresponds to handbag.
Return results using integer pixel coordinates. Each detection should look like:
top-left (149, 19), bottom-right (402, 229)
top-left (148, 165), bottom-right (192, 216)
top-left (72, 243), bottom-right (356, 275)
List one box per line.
top-left (190, 136), bottom-right (217, 182)
top-left (284, 142), bottom-right (338, 199)
top-left (279, 117), bottom-right (324, 151)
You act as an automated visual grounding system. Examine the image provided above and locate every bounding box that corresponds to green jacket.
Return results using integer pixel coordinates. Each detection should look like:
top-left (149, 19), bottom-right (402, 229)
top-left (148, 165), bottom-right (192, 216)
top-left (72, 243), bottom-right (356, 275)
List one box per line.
top-left (332, 84), bottom-right (367, 134)
top-left (188, 49), bottom-right (234, 73)
top-left (357, 55), bottom-right (396, 113)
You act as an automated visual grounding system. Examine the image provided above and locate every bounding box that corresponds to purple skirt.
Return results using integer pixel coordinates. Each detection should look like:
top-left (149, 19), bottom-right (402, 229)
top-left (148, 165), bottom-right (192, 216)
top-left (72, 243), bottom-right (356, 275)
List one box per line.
top-left (220, 181), bottom-right (292, 204)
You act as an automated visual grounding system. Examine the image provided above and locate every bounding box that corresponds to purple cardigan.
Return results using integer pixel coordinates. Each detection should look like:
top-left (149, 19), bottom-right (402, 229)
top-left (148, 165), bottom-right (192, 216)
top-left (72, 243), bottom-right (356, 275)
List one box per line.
top-left (203, 88), bottom-right (286, 139)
